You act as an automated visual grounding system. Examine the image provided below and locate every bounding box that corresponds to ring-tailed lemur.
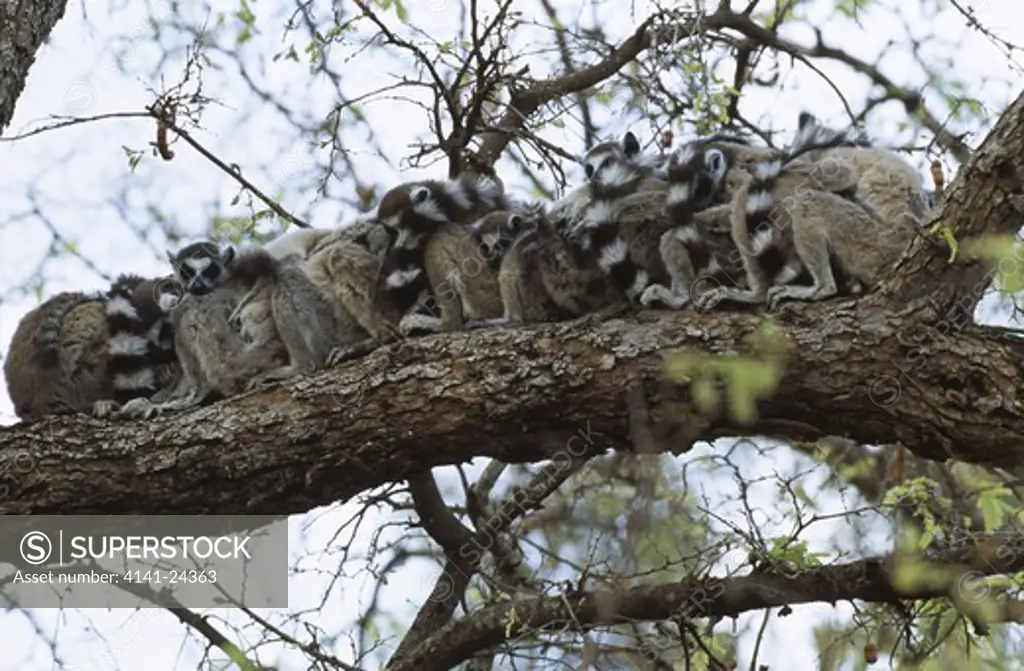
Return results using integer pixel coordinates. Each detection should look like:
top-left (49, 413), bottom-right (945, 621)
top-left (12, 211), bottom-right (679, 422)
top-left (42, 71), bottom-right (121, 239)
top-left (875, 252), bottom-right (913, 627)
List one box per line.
top-left (552, 131), bottom-right (678, 304)
top-left (712, 112), bottom-right (926, 309)
top-left (549, 131), bottom-right (669, 230)
top-left (5, 275), bottom-right (180, 421)
top-left (375, 175), bottom-right (511, 334)
top-left (638, 141), bottom-right (752, 309)
top-left (168, 240), bottom-right (340, 389)
top-left (102, 274), bottom-right (181, 413)
top-left (126, 288), bottom-right (279, 417)
top-left (221, 219), bottom-right (405, 368)
top-left (467, 207), bottom-right (595, 325)
top-left (572, 135), bottom-right (782, 308)
top-left (309, 221), bottom-right (409, 366)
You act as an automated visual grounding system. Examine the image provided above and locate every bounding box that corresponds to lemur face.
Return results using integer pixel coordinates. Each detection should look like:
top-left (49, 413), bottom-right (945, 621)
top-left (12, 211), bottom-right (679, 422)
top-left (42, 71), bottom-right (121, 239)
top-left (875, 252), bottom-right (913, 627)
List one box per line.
top-left (692, 147), bottom-right (729, 210)
top-left (168, 242), bottom-right (225, 296)
top-left (376, 182), bottom-right (454, 238)
top-left (583, 132), bottom-right (643, 188)
top-left (667, 143), bottom-right (731, 211)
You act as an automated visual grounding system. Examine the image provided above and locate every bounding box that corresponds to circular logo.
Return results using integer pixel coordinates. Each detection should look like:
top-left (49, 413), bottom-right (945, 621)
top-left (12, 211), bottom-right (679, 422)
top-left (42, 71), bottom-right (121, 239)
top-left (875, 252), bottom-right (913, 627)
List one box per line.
top-left (62, 80), bottom-right (97, 116)
top-left (690, 276), bottom-right (723, 312)
top-left (275, 150), bottom-right (309, 187)
top-left (422, 0), bottom-right (454, 15)
top-left (427, 566), bottom-right (456, 602)
top-left (958, 571), bottom-right (991, 604)
top-left (20, 531), bottom-right (53, 565)
top-left (868, 374), bottom-right (901, 407)
top-left (152, 276), bottom-right (185, 311)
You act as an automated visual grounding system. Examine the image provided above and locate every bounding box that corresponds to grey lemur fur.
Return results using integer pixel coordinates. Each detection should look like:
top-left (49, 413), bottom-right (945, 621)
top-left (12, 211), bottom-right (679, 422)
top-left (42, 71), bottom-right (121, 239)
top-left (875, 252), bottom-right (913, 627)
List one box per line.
top-left (5, 275), bottom-right (180, 421)
top-left (375, 175), bottom-right (510, 334)
top-left (711, 112), bottom-right (926, 309)
top-left (467, 207), bottom-right (586, 325)
top-left (169, 241), bottom-right (340, 388)
top-left (306, 219), bottom-right (410, 366)
top-left (130, 289), bottom-right (279, 416)
top-left (5, 291), bottom-right (109, 420)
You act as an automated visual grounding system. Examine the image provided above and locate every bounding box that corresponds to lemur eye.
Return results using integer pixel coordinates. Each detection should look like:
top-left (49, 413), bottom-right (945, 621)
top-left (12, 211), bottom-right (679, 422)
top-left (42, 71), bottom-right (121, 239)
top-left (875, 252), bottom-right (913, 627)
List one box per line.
top-left (584, 164), bottom-right (594, 179)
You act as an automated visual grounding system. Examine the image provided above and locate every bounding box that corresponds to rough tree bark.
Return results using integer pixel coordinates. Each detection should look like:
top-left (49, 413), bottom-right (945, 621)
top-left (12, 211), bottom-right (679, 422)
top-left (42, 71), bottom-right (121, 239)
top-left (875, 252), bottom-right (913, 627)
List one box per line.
top-left (2, 305), bottom-right (1024, 518)
top-left (0, 0), bottom-right (70, 134)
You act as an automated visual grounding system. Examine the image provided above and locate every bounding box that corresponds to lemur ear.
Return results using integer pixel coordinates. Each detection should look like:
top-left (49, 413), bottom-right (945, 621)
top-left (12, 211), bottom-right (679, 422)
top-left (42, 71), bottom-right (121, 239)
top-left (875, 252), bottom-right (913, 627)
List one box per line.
top-left (165, 250), bottom-right (176, 264)
top-left (219, 246), bottom-right (236, 266)
top-left (411, 186), bottom-right (431, 204)
top-left (797, 112), bottom-right (817, 129)
top-left (622, 131), bottom-right (640, 158)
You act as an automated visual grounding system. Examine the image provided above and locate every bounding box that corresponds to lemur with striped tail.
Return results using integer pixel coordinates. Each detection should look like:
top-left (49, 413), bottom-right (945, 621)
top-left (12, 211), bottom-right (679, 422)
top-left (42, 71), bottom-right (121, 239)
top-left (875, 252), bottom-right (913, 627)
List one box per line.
top-left (711, 112), bottom-right (926, 309)
top-left (572, 134), bottom-right (780, 309)
top-left (374, 175), bottom-right (511, 335)
top-left (467, 207), bottom-right (616, 325)
top-left (4, 274), bottom-right (180, 421)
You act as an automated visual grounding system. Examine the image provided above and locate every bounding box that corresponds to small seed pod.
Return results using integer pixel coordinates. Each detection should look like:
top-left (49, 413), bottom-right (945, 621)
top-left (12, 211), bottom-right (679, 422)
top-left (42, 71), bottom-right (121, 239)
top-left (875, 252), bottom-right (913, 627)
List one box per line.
top-left (156, 119), bottom-right (175, 161)
top-left (930, 160), bottom-right (944, 197)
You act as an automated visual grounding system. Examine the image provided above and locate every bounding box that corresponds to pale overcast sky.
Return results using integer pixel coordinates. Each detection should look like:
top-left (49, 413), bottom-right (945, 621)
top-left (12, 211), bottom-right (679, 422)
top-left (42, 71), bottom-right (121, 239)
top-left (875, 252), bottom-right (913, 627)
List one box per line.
top-left (1, 0), bottom-right (1022, 669)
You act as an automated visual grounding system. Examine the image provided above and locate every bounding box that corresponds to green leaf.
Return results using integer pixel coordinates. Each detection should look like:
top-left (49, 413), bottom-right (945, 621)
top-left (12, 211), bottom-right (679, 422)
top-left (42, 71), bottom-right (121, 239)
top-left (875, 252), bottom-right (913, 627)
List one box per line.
top-left (218, 639), bottom-right (262, 671)
top-left (726, 373), bottom-right (759, 425)
top-left (834, 0), bottom-right (872, 18)
top-left (976, 486), bottom-right (1015, 531)
top-left (930, 223), bottom-right (959, 263)
top-left (393, 0), bottom-right (408, 21)
top-left (961, 234), bottom-right (1024, 293)
top-left (691, 376), bottom-right (719, 415)
top-left (665, 321), bottom-right (788, 426)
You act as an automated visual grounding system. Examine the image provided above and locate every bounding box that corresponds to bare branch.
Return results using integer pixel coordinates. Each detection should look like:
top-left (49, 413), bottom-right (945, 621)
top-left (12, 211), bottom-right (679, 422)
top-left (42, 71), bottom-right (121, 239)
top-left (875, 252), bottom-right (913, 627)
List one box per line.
top-left (392, 531), bottom-right (1024, 671)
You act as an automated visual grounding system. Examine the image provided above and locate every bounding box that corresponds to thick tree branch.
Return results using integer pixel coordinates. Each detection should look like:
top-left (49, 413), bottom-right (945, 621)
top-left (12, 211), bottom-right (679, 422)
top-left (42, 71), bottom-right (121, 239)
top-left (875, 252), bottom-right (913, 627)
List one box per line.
top-left (408, 474), bottom-right (475, 553)
top-left (3, 303), bottom-right (1024, 523)
top-left (391, 474), bottom-right (478, 660)
top-left (0, 0), bottom-right (69, 133)
top-left (390, 531), bottom-right (1024, 671)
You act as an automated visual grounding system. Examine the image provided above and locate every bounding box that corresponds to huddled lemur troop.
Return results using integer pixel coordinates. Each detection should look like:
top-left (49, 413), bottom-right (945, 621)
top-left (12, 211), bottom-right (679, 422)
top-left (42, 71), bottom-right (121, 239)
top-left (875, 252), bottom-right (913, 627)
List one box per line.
top-left (4, 112), bottom-right (934, 422)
